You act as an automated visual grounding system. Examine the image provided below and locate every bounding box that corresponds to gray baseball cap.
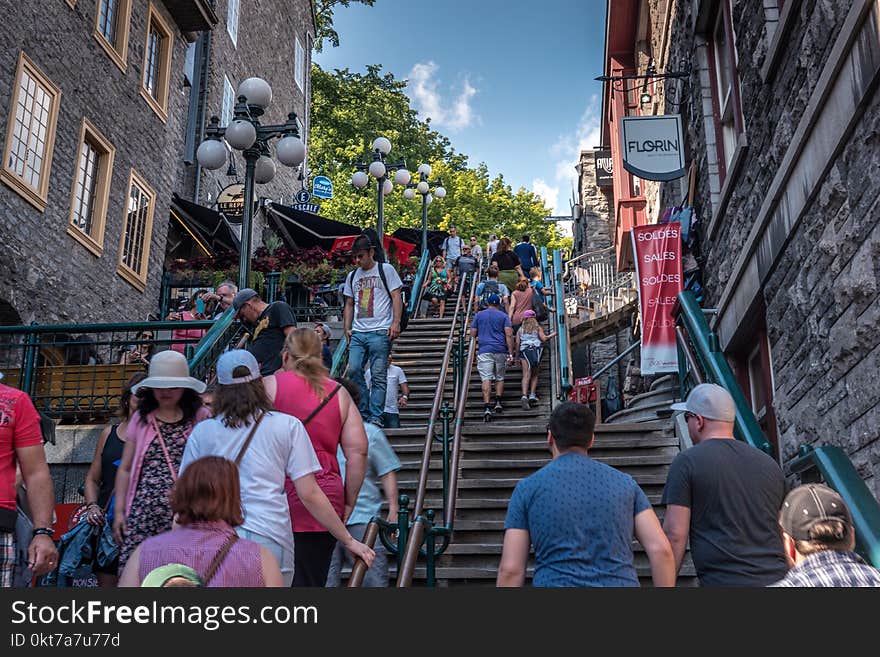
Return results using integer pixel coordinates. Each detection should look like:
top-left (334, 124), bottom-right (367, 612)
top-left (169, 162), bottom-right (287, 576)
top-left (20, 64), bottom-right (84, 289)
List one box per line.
top-left (669, 383), bottom-right (736, 422)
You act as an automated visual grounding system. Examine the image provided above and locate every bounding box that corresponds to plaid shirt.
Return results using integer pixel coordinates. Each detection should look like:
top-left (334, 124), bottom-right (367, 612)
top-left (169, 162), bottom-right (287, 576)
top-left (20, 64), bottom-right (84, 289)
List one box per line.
top-left (770, 550), bottom-right (880, 587)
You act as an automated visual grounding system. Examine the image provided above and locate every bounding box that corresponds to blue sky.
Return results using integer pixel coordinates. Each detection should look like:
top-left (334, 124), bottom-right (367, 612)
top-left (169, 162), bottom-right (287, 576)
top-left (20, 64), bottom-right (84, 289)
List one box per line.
top-left (314, 0), bottom-right (608, 217)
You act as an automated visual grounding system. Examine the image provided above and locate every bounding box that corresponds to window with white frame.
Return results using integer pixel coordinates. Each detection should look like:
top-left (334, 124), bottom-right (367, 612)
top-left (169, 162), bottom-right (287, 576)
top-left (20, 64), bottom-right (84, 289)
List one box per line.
top-left (68, 119), bottom-right (115, 255)
top-left (222, 75), bottom-right (235, 126)
top-left (1, 52), bottom-right (61, 211)
top-left (117, 169), bottom-right (155, 290)
top-left (709, 0), bottom-right (743, 179)
top-left (227, 0), bottom-right (240, 46)
top-left (294, 36), bottom-right (305, 91)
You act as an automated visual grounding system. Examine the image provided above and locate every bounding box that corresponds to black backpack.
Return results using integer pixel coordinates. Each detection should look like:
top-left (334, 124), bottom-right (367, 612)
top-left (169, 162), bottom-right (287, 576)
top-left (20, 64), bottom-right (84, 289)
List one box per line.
top-left (478, 279), bottom-right (501, 309)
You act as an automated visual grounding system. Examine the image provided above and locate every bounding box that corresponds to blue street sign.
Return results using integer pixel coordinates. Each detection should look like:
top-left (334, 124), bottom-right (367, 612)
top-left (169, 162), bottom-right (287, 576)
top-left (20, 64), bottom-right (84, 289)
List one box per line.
top-left (312, 175), bottom-right (333, 199)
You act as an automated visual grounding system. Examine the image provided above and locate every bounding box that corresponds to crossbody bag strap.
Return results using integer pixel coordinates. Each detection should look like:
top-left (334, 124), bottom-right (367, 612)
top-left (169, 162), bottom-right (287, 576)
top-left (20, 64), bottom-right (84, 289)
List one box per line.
top-left (302, 383), bottom-right (343, 427)
top-left (150, 417), bottom-right (179, 482)
top-left (202, 532), bottom-right (239, 585)
top-left (234, 411), bottom-right (266, 466)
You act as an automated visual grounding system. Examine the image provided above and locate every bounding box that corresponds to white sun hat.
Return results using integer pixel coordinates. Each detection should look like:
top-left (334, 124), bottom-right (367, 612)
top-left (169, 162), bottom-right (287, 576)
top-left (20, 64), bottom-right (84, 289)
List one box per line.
top-left (131, 350), bottom-right (206, 394)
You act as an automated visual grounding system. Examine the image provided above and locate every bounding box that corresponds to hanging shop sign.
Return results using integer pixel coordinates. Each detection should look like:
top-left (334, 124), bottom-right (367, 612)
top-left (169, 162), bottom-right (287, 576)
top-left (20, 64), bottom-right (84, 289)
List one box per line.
top-left (594, 150), bottom-right (613, 187)
top-left (620, 115), bottom-right (686, 181)
top-left (293, 188), bottom-right (320, 214)
top-left (217, 183), bottom-right (248, 221)
top-left (312, 175), bottom-right (334, 200)
top-left (631, 222), bottom-right (683, 375)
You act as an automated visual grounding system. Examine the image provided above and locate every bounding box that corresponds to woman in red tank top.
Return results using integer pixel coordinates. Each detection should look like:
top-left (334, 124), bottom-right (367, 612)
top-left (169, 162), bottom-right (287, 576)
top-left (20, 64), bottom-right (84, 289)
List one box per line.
top-left (263, 328), bottom-right (368, 587)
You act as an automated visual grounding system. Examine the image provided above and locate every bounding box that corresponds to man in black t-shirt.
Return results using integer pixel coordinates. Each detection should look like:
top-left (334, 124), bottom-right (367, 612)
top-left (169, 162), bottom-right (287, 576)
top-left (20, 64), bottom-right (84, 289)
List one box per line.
top-left (233, 289), bottom-right (296, 375)
top-left (661, 383), bottom-right (788, 586)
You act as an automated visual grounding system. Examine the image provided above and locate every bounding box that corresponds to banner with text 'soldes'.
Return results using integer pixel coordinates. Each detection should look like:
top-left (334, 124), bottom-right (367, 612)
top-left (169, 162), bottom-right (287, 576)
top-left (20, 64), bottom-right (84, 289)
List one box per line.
top-left (631, 222), bottom-right (682, 375)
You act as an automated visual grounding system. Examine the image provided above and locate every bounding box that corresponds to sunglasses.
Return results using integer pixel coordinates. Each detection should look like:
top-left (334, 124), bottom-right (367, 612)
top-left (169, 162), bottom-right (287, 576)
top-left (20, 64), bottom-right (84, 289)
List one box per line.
top-left (683, 411), bottom-right (699, 422)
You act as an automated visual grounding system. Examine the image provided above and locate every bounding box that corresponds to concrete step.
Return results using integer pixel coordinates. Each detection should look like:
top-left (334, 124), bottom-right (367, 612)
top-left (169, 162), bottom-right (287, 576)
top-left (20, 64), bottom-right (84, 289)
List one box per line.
top-left (626, 386), bottom-right (678, 411)
top-left (605, 400), bottom-right (676, 424)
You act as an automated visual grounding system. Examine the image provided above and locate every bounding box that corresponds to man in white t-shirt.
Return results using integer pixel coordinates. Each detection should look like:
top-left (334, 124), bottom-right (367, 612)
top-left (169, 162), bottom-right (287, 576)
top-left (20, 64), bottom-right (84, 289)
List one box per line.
top-left (366, 355), bottom-right (410, 428)
top-left (486, 234), bottom-right (499, 270)
top-left (343, 235), bottom-right (403, 428)
top-left (441, 225), bottom-right (464, 272)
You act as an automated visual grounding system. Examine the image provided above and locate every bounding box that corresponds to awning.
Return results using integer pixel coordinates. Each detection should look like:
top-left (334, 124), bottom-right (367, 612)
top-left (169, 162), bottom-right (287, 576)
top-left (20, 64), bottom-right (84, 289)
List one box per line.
top-left (328, 234), bottom-right (416, 261)
top-left (391, 228), bottom-right (449, 259)
top-left (170, 194), bottom-right (240, 255)
top-left (267, 203), bottom-right (361, 251)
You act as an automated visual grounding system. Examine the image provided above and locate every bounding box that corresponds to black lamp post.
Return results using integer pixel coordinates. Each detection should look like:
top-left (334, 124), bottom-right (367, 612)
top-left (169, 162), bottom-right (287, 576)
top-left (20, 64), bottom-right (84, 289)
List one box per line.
top-left (403, 163), bottom-right (446, 255)
top-left (196, 77), bottom-right (306, 292)
top-left (351, 137), bottom-right (410, 239)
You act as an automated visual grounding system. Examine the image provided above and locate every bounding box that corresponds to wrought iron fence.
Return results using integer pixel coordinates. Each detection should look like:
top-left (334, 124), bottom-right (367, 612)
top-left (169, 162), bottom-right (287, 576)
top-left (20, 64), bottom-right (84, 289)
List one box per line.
top-left (0, 320), bottom-right (214, 422)
top-left (564, 247), bottom-right (635, 318)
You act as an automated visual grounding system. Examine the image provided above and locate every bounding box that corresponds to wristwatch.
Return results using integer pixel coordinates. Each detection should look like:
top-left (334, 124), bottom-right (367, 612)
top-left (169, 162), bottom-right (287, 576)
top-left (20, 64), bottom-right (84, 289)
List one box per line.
top-left (32, 527), bottom-right (54, 538)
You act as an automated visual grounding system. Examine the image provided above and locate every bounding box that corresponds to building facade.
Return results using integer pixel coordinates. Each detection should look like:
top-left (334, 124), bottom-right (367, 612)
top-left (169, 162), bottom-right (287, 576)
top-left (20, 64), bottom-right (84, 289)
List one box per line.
top-left (603, 0), bottom-right (880, 492)
top-left (0, 0), bottom-right (217, 326)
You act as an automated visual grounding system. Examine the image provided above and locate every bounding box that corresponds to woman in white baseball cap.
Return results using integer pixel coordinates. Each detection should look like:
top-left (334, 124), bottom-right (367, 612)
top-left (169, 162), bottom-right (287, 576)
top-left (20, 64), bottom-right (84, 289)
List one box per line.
top-left (113, 350), bottom-right (211, 570)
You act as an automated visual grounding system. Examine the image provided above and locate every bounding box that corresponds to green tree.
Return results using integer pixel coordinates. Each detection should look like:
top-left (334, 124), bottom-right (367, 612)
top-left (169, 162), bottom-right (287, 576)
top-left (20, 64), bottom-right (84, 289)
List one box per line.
top-left (313, 1), bottom-right (376, 53)
top-left (308, 63), bottom-right (571, 253)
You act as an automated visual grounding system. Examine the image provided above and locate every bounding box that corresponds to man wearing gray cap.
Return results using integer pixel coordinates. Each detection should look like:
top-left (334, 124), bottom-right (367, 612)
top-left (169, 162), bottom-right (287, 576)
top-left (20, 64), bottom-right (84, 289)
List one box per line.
top-left (661, 383), bottom-right (788, 586)
top-left (233, 288), bottom-right (296, 376)
top-left (771, 483), bottom-right (880, 587)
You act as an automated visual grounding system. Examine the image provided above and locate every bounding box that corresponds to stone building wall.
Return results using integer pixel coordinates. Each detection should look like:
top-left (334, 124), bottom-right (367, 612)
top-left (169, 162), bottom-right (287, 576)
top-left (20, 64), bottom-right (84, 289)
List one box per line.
top-left (574, 149), bottom-right (614, 256)
top-left (0, 0), bottom-right (191, 325)
top-left (647, 0), bottom-right (880, 492)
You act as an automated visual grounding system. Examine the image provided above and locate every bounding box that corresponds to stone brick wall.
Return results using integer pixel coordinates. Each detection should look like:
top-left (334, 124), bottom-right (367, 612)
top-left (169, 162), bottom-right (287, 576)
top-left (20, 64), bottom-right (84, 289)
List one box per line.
top-left (645, 0), bottom-right (879, 493)
top-left (574, 150), bottom-right (613, 256)
top-left (0, 0), bottom-right (190, 325)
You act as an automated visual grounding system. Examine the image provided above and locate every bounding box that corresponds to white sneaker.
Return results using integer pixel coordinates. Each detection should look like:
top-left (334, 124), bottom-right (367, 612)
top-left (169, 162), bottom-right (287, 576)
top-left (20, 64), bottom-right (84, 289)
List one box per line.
top-left (521, 396), bottom-right (530, 410)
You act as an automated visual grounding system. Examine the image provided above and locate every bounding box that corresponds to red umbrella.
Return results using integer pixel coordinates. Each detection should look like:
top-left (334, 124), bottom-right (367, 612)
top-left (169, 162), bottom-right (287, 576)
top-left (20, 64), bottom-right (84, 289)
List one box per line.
top-left (383, 234), bottom-right (416, 261)
top-left (328, 234), bottom-right (360, 255)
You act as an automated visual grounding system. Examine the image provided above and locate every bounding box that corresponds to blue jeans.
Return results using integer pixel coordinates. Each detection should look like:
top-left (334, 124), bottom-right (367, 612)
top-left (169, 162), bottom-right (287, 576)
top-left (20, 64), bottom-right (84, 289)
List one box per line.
top-left (382, 412), bottom-right (401, 428)
top-left (236, 528), bottom-right (294, 587)
top-left (348, 330), bottom-right (391, 424)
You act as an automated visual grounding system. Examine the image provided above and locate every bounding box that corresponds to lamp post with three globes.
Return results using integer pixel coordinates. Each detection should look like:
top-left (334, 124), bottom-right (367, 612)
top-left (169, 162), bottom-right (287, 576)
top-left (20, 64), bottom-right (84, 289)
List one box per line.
top-left (402, 163), bottom-right (446, 255)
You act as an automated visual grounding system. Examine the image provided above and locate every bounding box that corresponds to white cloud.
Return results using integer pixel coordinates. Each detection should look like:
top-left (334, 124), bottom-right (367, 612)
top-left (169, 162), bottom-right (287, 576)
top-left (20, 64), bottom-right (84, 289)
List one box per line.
top-left (542, 96), bottom-right (602, 214)
top-left (532, 178), bottom-right (560, 214)
top-left (408, 61), bottom-right (478, 132)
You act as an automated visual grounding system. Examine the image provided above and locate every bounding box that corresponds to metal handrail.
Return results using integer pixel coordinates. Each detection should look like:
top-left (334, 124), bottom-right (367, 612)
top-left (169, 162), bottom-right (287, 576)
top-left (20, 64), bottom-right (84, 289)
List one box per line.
top-left (552, 250), bottom-right (572, 397)
top-left (395, 271), bottom-right (475, 587)
top-left (187, 307), bottom-right (240, 381)
top-left (672, 290), bottom-right (772, 454)
top-left (407, 249), bottom-right (430, 317)
top-left (592, 341), bottom-right (640, 382)
top-left (788, 445), bottom-right (880, 568)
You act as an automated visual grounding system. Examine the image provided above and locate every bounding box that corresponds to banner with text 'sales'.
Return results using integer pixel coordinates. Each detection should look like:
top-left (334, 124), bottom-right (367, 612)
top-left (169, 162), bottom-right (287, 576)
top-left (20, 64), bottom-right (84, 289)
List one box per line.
top-left (631, 222), bottom-right (683, 374)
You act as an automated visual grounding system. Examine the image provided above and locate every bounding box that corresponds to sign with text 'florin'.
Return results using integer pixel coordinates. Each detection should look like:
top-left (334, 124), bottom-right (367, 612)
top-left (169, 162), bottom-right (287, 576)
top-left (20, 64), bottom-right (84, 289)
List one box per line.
top-left (620, 115), bottom-right (686, 181)
top-left (312, 175), bottom-right (333, 200)
top-left (594, 150), bottom-right (613, 187)
top-left (631, 223), bottom-right (683, 374)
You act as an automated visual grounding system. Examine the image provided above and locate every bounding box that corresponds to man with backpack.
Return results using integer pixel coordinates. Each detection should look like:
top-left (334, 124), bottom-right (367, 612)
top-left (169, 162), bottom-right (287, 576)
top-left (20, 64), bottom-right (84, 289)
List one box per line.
top-left (513, 235), bottom-right (540, 274)
top-left (453, 245), bottom-right (479, 295)
top-left (343, 235), bottom-right (404, 428)
top-left (441, 225), bottom-right (464, 273)
top-left (474, 265), bottom-right (510, 312)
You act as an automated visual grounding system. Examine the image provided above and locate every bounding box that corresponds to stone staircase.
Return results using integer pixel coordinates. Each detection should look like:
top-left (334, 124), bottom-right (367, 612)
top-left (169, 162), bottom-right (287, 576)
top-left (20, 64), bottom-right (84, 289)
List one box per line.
top-left (378, 315), bottom-right (697, 586)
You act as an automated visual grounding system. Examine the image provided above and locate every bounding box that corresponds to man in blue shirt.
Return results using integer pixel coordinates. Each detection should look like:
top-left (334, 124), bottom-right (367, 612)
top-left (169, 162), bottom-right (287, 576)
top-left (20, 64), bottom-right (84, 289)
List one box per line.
top-left (470, 293), bottom-right (514, 420)
top-left (513, 235), bottom-right (540, 274)
top-left (498, 402), bottom-right (676, 587)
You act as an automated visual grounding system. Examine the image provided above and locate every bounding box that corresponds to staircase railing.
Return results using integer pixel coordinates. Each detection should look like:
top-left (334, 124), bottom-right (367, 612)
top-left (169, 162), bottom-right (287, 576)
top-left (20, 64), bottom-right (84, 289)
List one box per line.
top-left (393, 268), bottom-right (483, 587)
top-left (788, 445), bottom-right (880, 568)
top-left (348, 271), bottom-right (475, 587)
top-left (672, 290), bottom-right (772, 455)
top-left (674, 290), bottom-right (880, 567)
top-left (564, 246), bottom-right (635, 320)
top-left (542, 248), bottom-right (572, 400)
top-left (407, 249), bottom-right (430, 319)
top-left (187, 307), bottom-right (243, 382)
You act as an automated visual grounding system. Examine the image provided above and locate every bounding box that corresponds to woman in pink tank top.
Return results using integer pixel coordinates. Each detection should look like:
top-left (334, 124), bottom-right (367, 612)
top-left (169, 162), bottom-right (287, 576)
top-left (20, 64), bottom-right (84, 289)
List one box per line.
top-left (118, 456), bottom-right (282, 587)
top-left (263, 328), bottom-right (368, 587)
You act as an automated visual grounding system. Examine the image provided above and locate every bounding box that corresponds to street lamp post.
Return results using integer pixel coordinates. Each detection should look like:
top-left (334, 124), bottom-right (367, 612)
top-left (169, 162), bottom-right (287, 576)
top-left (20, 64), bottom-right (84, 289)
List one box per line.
top-left (196, 77), bottom-right (306, 291)
top-left (403, 163), bottom-right (446, 254)
top-left (351, 137), bottom-right (409, 239)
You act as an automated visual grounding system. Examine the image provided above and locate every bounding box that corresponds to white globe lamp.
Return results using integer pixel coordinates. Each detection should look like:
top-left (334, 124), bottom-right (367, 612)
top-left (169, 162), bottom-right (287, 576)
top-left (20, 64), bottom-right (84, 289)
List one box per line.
top-left (368, 160), bottom-right (386, 179)
top-left (224, 119), bottom-right (257, 150)
top-left (434, 186), bottom-right (447, 199)
top-left (196, 139), bottom-right (227, 170)
top-left (351, 171), bottom-right (369, 189)
top-left (394, 168), bottom-right (411, 186)
top-left (416, 180), bottom-right (429, 195)
top-left (425, 193), bottom-right (433, 205)
top-left (403, 188), bottom-right (416, 200)
top-left (254, 156), bottom-right (276, 184)
top-left (372, 136), bottom-right (392, 155)
top-left (237, 77), bottom-right (272, 108)
top-left (382, 179), bottom-right (394, 196)
top-left (276, 135), bottom-right (306, 167)
top-left (417, 163), bottom-right (432, 177)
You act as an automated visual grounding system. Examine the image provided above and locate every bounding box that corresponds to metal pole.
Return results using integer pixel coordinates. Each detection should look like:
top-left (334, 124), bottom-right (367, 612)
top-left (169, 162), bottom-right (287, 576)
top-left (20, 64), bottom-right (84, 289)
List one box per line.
top-left (421, 191), bottom-right (428, 255)
top-left (239, 150), bottom-right (258, 291)
top-left (377, 177), bottom-right (384, 239)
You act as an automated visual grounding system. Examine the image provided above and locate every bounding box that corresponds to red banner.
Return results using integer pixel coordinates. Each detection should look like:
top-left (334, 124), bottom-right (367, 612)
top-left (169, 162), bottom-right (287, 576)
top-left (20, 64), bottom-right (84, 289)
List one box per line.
top-left (631, 222), bottom-right (683, 374)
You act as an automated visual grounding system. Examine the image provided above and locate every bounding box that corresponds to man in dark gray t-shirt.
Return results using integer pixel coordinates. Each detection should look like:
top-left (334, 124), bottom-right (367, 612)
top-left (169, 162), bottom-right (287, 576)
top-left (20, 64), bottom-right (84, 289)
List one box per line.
top-left (662, 384), bottom-right (788, 586)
